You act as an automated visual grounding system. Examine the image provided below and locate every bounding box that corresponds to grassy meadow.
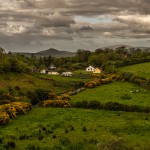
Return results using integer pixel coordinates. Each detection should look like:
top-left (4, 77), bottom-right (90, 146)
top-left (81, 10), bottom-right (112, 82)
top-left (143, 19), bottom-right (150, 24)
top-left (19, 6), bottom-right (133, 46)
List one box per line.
top-left (0, 73), bottom-right (86, 99)
top-left (0, 108), bottom-right (150, 150)
top-left (71, 81), bottom-right (150, 107)
top-left (118, 62), bottom-right (150, 78)
top-left (36, 73), bottom-right (91, 82)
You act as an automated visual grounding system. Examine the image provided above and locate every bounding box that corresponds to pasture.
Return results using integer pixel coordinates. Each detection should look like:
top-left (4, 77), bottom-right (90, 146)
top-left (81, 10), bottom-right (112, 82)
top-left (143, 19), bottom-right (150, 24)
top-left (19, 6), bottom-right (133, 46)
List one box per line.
top-left (71, 81), bottom-right (150, 107)
top-left (0, 108), bottom-right (150, 150)
top-left (0, 73), bottom-right (85, 102)
top-left (36, 73), bottom-right (92, 82)
top-left (118, 62), bottom-right (150, 78)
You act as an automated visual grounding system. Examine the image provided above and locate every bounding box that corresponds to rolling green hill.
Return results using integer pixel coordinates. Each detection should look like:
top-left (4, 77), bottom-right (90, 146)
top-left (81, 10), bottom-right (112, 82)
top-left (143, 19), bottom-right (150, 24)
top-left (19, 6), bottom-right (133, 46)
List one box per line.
top-left (0, 73), bottom-right (86, 105)
top-left (71, 81), bottom-right (150, 107)
top-left (118, 62), bottom-right (150, 78)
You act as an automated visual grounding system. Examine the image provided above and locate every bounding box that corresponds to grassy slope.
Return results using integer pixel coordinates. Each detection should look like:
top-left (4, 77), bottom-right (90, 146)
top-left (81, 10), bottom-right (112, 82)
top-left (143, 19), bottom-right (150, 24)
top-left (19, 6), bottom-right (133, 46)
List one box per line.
top-left (71, 81), bottom-right (150, 107)
top-left (0, 73), bottom-right (85, 96)
top-left (0, 73), bottom-right (53, 92)
top-left (0, 108), bottom-right (150, 149)
top-left (36, 74), bottom-right (91, 82)
top-left (118, 62), bottom-right (150, 78)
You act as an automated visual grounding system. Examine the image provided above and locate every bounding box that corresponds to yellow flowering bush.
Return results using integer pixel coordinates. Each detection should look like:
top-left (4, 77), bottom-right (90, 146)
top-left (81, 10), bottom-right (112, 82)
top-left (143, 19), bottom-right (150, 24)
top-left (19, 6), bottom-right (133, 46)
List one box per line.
top-left (85, 74), bottom-right (118, 89)
top-left (39, 100), bottom-right (71, 108)
top-left (0, 102), bottom-right (32, 125)
top-left (0, 111), bottom-right (10, 124)
top-left (57, 94), bottom-right (71, 101)
top-left (85, 81), bottom-right (97, 88)
top-left (12, 102), bottom-right (32, 115)
top-left (2, 105), bottom-right (17, 118)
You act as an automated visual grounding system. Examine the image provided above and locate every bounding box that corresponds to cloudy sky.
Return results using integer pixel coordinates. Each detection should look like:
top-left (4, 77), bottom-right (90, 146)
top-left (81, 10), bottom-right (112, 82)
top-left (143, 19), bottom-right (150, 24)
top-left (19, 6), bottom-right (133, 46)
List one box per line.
top-left (1, 0), bottom-right (150, 52)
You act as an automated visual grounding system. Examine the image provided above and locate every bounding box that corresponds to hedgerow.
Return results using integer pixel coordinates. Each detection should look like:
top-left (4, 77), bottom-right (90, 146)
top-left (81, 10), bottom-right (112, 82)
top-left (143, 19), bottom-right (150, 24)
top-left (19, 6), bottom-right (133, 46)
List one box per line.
top-left (73, 100), bottom-right (150, 113)
top-left (38, 100), bottom-right (71, 108)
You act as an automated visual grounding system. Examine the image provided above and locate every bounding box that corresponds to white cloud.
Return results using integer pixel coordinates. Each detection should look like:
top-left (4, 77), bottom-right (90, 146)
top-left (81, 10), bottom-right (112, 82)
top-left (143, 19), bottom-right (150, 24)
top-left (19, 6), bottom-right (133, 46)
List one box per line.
top-left (1, 0), bottom-right (150, 52)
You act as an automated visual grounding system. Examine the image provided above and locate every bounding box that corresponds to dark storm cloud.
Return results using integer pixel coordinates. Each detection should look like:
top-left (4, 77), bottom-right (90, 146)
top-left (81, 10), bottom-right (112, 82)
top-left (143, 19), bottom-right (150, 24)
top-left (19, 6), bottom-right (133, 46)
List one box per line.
top-left (1, 0), bottom-right (150, 52)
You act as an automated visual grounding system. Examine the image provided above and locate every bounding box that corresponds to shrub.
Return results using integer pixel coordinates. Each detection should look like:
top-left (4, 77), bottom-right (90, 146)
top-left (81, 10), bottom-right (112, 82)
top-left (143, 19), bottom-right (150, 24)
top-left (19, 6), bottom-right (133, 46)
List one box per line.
top-left (2, 93), bottom-right (13, 100)
top-left (38, 100), bottom-right (71, 108)
top-left (88, 100), bottom-right (102, 109)
top-left (52, 135), bottom-right (56, 139)
top-left (14, 86), bottom-right (20, 91)
top-left (130, 105), bottom-right (143, 112)
top-left (82, 126), bottom-right (87, 132)
top-left (48, 92), bottom-right (57, 100)
top-left (35, 88), bottom-right (49, 102)
top-left (69, 125), bottom-right (74, 131)
top-left (64, 128), bottom-right (69, 133)
top-left (60, 94), bottom-right (71, 101)
top-left (104, 102), bottom-right (130, 112)
top-left (19, 134), bottom-right (30, 140)
top-left (42, 126), bottom-right (46, 131)
top-left (122, 72), bottom-right (133, 81)
top-left (0, 137), bottom-right (3, 143)
top-left (0, 111), bottom-right (10, 124)
top-left (0, 100), bottom-right (11, 105)
top-left (27, 89), bottom-right (50, 105)
top-left (6, 140), bottom-right (16, 148)
top-left (38, 134), bottom-right (44, 140)
top-left (0, 102), bottom-right (32, 125)
top-left (73, 100), bottom-right (88, 108)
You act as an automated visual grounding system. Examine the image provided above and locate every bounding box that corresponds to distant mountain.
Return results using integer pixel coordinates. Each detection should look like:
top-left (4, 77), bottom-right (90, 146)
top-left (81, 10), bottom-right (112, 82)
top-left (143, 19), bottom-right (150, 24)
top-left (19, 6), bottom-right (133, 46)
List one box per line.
top-left (12, 48), bottom-right (76, 58)
top-left (36, 48), bottom-right (75, 57)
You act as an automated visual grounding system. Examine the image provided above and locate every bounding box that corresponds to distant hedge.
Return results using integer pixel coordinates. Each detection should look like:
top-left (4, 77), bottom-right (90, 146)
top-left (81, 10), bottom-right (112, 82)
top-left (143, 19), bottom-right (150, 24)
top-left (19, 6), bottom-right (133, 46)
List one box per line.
top-left (73, 100), bottom-right (150, 113)
top-left (118, 72), bottom-right (150, 89)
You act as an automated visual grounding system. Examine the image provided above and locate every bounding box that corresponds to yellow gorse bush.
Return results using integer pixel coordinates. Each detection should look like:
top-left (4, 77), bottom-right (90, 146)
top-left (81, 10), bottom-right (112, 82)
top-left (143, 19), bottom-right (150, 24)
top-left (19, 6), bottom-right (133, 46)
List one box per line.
top-left (39, 100), bottom-right (71, 108)
top-left (85, 74), bottom-right (118, 89)
top-left (0, 102), bottom-right (32, 125)
top-left (0, 111), bottom-right (10, 124)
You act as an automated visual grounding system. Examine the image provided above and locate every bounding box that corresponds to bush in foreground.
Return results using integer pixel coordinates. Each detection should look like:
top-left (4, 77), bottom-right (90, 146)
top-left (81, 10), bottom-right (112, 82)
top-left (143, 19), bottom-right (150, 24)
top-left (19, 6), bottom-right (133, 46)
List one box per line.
top-left (0, 102), bottom-right (32, 125)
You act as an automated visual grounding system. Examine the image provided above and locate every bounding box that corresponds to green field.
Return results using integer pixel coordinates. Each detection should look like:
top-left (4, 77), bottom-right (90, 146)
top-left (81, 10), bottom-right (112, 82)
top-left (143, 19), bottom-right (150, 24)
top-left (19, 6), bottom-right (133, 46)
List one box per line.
top-left (0, 73), bottom-right (86, 98)
top-left (118, 62), bottom-right (150, 78)
top-left (0, 108), bottom-right (150, 150)
top-left (71, 81), bottom-right (150, 107)
top-left (36, 73), bottom-right (91, 82)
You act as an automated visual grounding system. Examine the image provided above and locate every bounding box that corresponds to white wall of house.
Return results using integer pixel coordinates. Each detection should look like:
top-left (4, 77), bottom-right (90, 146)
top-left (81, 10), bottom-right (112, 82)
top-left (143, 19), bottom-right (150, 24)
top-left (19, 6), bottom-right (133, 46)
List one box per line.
top-left (61, 72), bottom-right (73, 76)
top-left (86, 66), bottom-right (95, 72)
top-left (40, 69), bottom-right (46, 74)
top-left (48, 71), bottom-right (59, 75)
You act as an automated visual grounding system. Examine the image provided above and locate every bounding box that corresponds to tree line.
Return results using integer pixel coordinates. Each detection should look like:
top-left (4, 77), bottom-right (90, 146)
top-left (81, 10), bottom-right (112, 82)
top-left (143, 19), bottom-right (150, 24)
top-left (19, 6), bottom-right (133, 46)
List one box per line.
top-left (0, 46), bottom-right (150, 73)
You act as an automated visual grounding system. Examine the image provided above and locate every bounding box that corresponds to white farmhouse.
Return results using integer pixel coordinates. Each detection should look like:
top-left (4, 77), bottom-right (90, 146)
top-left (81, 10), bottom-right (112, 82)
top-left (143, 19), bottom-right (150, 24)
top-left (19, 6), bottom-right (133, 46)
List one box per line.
top-left (86, 65), bottom-right (95, 72)
top-left (48, 71), bottom-right (59, 75)
top-left (40, 69), bottom-right (46, 74)
top-left (61, 72), bottom-right (73, 76)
